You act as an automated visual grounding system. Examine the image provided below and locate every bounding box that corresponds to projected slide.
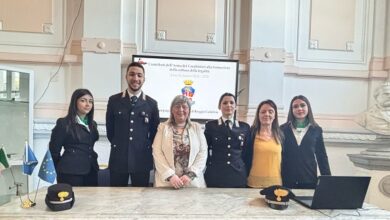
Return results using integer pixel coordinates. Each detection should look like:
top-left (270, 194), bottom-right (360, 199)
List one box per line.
top-left (132, 55), bottom-right (238, 120)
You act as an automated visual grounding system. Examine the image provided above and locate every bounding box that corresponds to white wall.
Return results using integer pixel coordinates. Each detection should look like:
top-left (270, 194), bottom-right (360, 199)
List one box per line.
top-left (282, 75), bottom-right (369, 115)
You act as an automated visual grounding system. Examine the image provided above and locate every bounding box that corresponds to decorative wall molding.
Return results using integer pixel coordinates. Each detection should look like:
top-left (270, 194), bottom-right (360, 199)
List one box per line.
top-left (34, 103), bottom-right (67, 120)
top-left (121, 43), bottom-right (137, 64)
top-left (385, 56), bottom-right (390, 70)
top-left (0, 0), bottom-right (53, 34)
top-left (33, 115), bottom-right (381, 147)
top-left (42, 23), bottom-right (54, 34)
top-left (370, 57), bottom-right (385, 71)
top-left (34, 118), bottom-right (107, 138)
top-left (33, 118), bottom-right (56, 138)
top-left (70, 41), bottom-right (138, 64)
top-left (284, 65), bottom-right (368, 78)
top-left (324, 133), bottom-right (376, 142)
top-left (379, 175), bottom-right (390, 197)
top-left (284, 53), bottom-right (388, 79)
top-left (156, 30), bottom-right (166, 40)
top-left (231, 50), bottom-right (249, 72)
top-left (0, 52), bottom-right (81, 64)
top-left (348, 147), bottom-right (390, 171)
top-left (249, 47), bottom-right (285, 62)
top-left (70, 40), bottom-right (82, 55)
top-left (81, 38), bottom-right (121, 54)
top-left (34, 101), bottom-right (108, 125)
top-left (0, 0), bottom-right (65, 49)
top-left (295, 0), bottom-right (374, 69)
top-left (238, 106), bottom-right (381, 145)
top-left (309, 39), bottom-right (319, 49)
top-left (33, 118), bottom-right (110, 168)
top-left (139, 0), bottom-right (233, 57)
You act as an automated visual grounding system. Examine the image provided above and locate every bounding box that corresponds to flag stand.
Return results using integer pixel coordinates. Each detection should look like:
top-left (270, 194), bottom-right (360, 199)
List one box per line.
top-left (16, 143), bottom-right (57, 208)
top-left (9, 168), bottom-right (23, 205)
top-left (20, 141), bottom-right (38, 208)
top-left (21, 174), bottom-right (36, 208)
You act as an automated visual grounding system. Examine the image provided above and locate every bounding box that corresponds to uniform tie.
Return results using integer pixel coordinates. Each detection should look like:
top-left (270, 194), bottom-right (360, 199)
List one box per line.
top-left (130, 96), bottom-right (138, 106)
top-left (225, 120), bottom-right (232, 130)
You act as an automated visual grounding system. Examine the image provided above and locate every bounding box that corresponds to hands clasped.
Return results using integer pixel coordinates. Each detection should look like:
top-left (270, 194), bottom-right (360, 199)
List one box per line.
top-left (169, 175), bottom-right (191, 189)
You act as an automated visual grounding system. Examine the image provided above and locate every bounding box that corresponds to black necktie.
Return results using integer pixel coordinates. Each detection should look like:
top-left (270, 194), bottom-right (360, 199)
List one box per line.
top-left (225, 120), bottom-right (232, 130)
top-left (130, 96), bottom-right (138, 106)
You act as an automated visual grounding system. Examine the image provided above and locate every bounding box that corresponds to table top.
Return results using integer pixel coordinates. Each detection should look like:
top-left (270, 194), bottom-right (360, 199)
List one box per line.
top-left (0, 187), bottom-right (389, 219)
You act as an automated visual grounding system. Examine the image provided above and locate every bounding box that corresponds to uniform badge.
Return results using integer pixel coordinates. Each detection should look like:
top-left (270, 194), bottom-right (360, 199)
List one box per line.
top-left (239, 134), bottom-right (245, 147)
top-left (140, 112), bottom-right (149, 124)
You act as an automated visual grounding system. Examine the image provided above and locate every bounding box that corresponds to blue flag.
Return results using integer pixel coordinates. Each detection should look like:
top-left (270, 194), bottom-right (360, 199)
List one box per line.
top-left (38, 150), bottom-right (57, 183)
top-left (22, 143), bottom-right (38, 175)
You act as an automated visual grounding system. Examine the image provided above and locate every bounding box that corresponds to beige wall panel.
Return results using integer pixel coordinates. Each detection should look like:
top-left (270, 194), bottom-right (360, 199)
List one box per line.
top-left (0, 0), bottom-right (52, 33)
top-left (310, 0), bottom-right (355, 50)
top-left (157, 0), bottom-right (215, 42)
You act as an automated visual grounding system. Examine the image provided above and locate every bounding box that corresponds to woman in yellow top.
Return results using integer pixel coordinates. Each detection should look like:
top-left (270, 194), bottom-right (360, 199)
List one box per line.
top-left (245, 99), bottom-right (284, 188)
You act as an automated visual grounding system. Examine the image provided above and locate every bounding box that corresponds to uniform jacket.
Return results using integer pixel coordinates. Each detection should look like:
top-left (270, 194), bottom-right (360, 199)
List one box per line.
top-left (204, 118), bottom-right (251, 187)
top-left (152, 121), bottom-right (207, 188)
top-left (106, 91), bottom-right (159, 173)
top-left (49, 118), bottom-right (99, 175)
top-left (280, 122), bottom-right (331, 188)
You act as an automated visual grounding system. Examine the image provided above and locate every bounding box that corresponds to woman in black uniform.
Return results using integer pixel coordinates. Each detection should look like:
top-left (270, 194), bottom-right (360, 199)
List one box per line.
top-left (204, 93), bottom-right (251, 187)
top-left (49, 88), bottom-right (99, 186)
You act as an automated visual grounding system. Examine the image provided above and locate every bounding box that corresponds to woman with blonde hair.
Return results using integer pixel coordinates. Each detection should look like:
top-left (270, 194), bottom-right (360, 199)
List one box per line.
top-left (152, 95), bottom-right (207, 188)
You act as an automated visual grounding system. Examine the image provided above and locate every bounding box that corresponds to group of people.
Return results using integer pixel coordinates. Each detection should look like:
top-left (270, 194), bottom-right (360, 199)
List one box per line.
top-left (49, 62), bottom-right (331, 189)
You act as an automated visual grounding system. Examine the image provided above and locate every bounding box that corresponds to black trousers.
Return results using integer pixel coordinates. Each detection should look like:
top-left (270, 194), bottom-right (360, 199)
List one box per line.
top-left (57, 170), bottom-right (98, 187)
top-left (110, 170), bottom-right (150, 187)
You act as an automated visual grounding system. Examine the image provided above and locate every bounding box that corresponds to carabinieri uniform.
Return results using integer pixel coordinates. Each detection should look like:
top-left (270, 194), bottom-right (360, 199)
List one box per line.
top-left (204, 118), bottom-right (251, 188)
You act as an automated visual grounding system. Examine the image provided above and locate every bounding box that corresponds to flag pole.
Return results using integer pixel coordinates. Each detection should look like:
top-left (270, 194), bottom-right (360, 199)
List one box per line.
top-left (26, 171), bottom-right (35, 206)
top-left (33, 178), bottom-right (41, 203)
top-left (22, 140), bottom-right (36, 208)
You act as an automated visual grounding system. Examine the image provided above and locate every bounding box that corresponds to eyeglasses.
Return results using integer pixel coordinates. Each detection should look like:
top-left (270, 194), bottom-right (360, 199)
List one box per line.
top-left (292, 103), bottom-right (307, 109)
top-left (173, 104), bottom-right (189, 110)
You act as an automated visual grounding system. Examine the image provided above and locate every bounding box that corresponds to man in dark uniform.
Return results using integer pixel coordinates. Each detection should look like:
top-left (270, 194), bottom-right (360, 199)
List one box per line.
top-left (106, 62), bottom-right (160, 186)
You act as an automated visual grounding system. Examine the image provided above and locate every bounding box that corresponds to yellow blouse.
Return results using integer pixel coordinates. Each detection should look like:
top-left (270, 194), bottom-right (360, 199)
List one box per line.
top-left (247, 135), bottom-right (282, 188)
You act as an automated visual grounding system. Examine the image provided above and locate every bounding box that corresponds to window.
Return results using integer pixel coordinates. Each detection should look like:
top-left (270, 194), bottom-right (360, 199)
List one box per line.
top-left (0, 70), bottom-right (20, 100)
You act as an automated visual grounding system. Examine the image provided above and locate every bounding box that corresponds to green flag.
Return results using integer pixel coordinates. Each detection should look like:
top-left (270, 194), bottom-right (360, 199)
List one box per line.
top-left (0, 147), bottom-right (10, 171)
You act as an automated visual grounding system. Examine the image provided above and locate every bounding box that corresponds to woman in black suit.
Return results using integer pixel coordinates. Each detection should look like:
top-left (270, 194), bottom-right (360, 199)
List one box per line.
top-left (49, 88), bottom-right (99, 186)
top-left (204, 93), bottom-right (251, 187)
top-left (281, 95), bottom-right (331, 189)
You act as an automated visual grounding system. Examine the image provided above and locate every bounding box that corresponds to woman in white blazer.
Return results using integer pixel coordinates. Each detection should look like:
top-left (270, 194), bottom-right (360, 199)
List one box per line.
top-left (152, 95), bottom-right (207, 188)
